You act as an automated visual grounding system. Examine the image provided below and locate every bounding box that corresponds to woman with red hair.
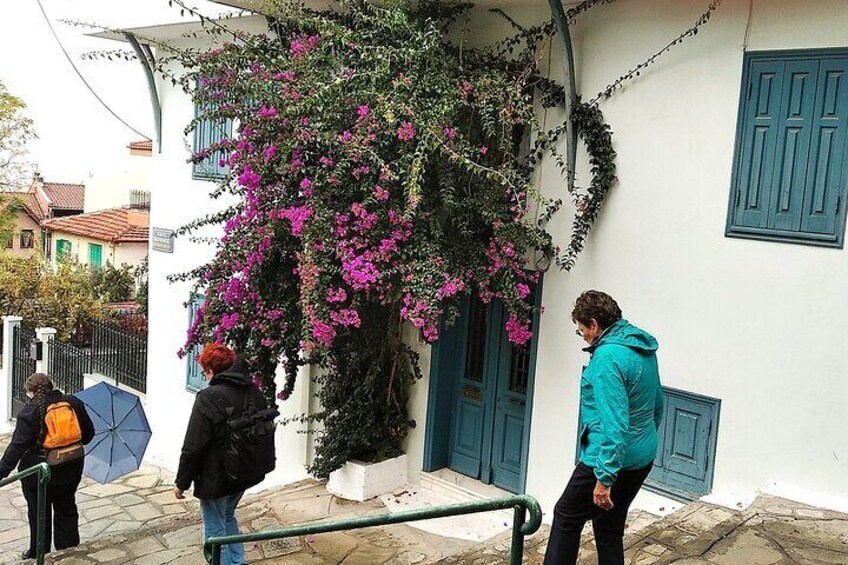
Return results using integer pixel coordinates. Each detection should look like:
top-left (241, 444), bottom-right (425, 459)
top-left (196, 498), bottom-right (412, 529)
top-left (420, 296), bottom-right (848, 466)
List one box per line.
top-left (174, 343), bottom-right (276, 565)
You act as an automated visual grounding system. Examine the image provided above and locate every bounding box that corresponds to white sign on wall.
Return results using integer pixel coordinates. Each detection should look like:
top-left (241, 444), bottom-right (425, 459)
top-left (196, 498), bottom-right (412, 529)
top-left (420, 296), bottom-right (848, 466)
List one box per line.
top-left (151, 227), bottom-right (175, 253)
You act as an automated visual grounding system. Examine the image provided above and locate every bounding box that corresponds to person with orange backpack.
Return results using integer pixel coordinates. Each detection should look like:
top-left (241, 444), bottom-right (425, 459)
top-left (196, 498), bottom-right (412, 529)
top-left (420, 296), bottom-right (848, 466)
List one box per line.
top-left (0, 373), bottom-right (95, 561)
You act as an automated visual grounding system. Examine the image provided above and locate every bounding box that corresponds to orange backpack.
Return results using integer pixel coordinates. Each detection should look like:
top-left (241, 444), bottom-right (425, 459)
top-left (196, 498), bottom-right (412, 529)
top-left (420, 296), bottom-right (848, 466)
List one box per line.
top-left (43, 401), bottom-right (83, 450)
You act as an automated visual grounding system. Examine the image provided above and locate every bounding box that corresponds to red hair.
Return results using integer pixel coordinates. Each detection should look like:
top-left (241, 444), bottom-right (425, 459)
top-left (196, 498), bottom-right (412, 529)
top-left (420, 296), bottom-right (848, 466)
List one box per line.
top-left (197, 343), bottom-right (236, 375)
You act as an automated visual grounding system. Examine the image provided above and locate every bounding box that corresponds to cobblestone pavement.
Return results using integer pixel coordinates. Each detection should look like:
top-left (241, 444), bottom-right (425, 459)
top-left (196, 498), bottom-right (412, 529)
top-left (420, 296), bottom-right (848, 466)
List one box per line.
top-left (3, 432), bottom-right (848, 563)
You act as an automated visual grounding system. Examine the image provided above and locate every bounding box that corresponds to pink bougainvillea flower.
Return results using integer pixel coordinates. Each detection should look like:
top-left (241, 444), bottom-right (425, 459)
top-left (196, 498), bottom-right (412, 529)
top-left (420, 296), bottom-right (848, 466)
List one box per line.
top-left (397, 121), bottom-right (416, 142)
top-left (373, 185), bottom-right (389, 201)
top-left (505, 314), bottom-right (532, 345)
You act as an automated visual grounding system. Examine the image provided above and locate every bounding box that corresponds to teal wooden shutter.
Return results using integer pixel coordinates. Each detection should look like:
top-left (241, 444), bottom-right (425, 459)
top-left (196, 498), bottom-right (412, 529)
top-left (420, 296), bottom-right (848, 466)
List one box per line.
top-left (88, 243), bottom-right (103, 268)
top-left (732, 60), bottom-right (785, 230)
top-left (768, 60), bottom-right (818, 232)
top-left (646, 388), bottom-right (720, 500)
top-left (186, 294), bottom-right (207, 392)
top-left (192, 100), bottom-right (232, 180)
top-left (801, 58), bottom-right (848, 238)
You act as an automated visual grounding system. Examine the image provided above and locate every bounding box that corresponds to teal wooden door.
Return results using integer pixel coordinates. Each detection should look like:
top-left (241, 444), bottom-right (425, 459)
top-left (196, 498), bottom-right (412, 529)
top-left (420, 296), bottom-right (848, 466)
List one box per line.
top-left (447, 293), bottom-right (537, 493)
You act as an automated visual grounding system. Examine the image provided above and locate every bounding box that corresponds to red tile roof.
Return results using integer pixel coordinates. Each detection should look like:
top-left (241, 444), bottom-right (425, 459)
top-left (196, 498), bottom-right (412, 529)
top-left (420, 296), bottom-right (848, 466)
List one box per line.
top-left (43, 208), bottom-right (149, 243)
top-left (42, 182), bottom-right (85, 211)
top-left (0, 191), bottom-right (47, 223)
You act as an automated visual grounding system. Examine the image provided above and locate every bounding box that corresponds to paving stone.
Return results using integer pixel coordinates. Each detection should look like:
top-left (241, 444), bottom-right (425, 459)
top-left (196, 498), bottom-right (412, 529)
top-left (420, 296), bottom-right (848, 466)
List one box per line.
top-left (796, 508), bottom-right (826, 519)
top-left (89, 547), bottom-right (127, 562)
top-left (707, 530), bottom-right (785, 564)
top-left (162, 524), bottom-right (202, 548)
top-left (125, 476), bottom-right (161, 489)
top-left (127, 537), bottom-right (166, 557)
top-left (102, 519), bottom-right (144, 535)
top-left (84, 504), bottom-right (124, 521)
top-left (79, 483), bottom-right (135, 497)
top-left (126, 502), bottom-right (164, 521)
top-left (114, 493), bottom-right (146, 507)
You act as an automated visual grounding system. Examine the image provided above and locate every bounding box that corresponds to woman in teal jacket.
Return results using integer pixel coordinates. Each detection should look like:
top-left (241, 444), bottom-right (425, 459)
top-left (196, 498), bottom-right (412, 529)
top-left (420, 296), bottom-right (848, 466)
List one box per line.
top-left (544, 291), bottom-right (664, 565)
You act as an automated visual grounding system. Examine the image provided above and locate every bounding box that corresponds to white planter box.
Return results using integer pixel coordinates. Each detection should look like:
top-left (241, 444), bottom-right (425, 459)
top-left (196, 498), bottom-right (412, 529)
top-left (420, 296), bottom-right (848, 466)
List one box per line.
top-left (327, 454), bottom-right (408, 502)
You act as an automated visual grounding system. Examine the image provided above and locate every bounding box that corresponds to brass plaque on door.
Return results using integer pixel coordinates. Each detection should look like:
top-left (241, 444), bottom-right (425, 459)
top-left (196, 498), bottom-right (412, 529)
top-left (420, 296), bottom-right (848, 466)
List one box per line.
top-left (462, 385), bottom-right (482, 402)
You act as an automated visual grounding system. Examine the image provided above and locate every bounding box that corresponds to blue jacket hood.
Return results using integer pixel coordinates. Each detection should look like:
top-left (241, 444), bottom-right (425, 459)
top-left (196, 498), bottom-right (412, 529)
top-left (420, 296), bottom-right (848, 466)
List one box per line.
top-left (585, 320), bottom-right (658, 355)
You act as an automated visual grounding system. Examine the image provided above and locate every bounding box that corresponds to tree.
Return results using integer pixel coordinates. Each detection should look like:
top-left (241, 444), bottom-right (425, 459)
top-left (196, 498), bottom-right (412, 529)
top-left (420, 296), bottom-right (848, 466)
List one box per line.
top-left (0, 81), bottom-right (37, 191)
top-left (0, 254), bottom-right (102, 341)
top-left (0, 193), bottom-right (24, 248)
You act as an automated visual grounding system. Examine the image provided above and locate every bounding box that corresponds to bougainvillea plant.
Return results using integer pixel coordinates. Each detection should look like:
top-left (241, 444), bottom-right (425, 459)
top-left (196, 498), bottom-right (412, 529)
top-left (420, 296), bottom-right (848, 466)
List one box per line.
top-left (164, 0), bottom-right (581, 477)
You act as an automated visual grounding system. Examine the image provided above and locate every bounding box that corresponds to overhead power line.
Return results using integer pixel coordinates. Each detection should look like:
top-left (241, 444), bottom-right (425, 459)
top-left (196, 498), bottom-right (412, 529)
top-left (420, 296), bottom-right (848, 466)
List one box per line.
top-left (36, 0), bottom-right (151, 140)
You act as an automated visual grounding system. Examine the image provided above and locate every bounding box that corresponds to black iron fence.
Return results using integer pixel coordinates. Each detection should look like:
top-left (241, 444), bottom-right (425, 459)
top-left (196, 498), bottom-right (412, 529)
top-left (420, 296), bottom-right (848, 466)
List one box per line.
top-left (91, 319), bottom-right (147, 393)
top-left (12, 325), bottom-right (36, 417)
top-left (47, 337), bottom-right (88, 397)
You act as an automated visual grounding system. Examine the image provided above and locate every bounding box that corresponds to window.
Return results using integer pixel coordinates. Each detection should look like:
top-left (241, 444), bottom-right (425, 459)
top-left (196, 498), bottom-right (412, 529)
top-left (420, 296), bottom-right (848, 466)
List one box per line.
top-left (88, 243), bottom-right (103, 268)
top-left (43, 230), bottom-right (52, 259)
top-left (192, 99), bottom-right (232, 180)
top-left (727, 49), bottom-right (848, 247)
top-left (19, 230), bottom-right (34, 249)
top-left (3, 233), bottom-right (12, 249)
top-left (56, 239), bottom-right (72, 263)
top-left (645, 388), bottom-right (720, 501)
top-left (186, 294), bottom-right (207, 392)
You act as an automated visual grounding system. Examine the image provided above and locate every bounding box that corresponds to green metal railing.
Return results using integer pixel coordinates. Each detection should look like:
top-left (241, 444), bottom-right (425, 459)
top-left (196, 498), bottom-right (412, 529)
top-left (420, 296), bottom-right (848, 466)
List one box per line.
top-left (204, 494), bottom-right (542, 565)
top-left (0, 462), bottom-right (51, 565)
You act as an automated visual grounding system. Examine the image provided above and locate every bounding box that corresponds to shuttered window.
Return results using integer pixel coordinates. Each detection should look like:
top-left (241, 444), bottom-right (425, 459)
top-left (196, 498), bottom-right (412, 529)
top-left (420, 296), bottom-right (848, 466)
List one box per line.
top-left (186, 294), bottom-right (207, 392)
top-left (192, 101), bottom-right (232, 181)
top-left (727, 50), bottom-right (848, 247)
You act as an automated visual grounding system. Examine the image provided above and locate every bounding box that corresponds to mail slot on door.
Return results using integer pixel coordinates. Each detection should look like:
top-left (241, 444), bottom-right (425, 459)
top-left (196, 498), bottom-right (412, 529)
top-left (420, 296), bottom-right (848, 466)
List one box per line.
top-left (462, 385), bottom-right (482, 402)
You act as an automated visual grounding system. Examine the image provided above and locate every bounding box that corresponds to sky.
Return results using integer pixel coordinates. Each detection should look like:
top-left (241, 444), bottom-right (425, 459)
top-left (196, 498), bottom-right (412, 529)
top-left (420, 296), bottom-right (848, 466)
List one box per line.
top-left (1, 0), bottom-right (234, 183)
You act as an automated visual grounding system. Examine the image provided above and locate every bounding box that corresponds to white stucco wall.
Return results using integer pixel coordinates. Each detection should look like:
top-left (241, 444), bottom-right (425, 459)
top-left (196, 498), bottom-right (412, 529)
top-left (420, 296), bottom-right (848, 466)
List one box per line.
top-left (143, 0), bottom-right (848, 516)
top-left (144, 19), bottom-right (312, 487)
top-left (522, 0), bottom-right (848, 515)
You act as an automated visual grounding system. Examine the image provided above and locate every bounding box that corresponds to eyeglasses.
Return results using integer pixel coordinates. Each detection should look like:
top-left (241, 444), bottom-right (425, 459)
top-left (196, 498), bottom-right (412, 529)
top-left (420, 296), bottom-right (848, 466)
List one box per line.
top-left (575, 328), bottom-right (583, 337)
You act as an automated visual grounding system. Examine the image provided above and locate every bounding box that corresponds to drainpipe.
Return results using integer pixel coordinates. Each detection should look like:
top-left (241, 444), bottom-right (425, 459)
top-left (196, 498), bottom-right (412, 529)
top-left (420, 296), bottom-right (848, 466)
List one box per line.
top-left (124, 33), bottom-right (162, 153)
top-left (547, 0), bottom-right (578, 191)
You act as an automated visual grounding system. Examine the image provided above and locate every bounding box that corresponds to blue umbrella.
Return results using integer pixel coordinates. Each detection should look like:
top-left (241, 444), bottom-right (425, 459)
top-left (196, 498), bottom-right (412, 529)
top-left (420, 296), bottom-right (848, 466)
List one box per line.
top-left (75, 382), bottom-right (152, 484)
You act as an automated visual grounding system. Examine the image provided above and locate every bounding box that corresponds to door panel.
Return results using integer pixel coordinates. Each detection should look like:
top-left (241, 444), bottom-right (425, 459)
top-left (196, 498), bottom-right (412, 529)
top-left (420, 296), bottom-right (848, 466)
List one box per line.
top-left (449, 296), bottom-right (492, 479)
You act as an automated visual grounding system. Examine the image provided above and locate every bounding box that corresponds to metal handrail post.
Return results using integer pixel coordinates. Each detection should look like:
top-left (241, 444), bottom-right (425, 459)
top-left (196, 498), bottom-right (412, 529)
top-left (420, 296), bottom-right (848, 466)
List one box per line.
top-left (0, 463), bottom-right (51, 565)
top-left (509, 504), bottom-right (527, 565)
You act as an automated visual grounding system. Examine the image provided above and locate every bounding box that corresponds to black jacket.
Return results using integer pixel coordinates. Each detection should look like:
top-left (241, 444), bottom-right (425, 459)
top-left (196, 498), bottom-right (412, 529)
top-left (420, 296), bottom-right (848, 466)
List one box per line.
top-left (0, 390), bottom-right (95, 485)
top-left (176, 360), bottom-right (272, 499)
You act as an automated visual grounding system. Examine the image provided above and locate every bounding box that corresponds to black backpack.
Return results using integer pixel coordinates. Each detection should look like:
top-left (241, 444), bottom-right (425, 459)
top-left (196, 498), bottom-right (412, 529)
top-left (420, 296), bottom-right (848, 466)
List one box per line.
top-left (208, 388), bottom-right (278, 483)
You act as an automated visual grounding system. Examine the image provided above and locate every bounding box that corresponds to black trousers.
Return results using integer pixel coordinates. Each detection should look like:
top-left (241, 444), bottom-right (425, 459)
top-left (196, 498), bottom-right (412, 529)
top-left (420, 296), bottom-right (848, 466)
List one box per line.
top-left (543, 462), bottom-right (653, 565)
top-left (21, 475), bottom-right (82, 556)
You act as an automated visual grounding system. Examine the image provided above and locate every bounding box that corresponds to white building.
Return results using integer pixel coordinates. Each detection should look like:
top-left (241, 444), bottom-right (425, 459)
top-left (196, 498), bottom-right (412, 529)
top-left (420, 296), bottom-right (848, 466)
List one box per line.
top-left (102, 0), bottom-right (848, 518)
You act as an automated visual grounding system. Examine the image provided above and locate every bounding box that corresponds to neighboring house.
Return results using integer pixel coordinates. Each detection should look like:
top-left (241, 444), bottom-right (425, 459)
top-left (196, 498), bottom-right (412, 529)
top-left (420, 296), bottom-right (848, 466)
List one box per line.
top-left (84, 139), bottom-right (152, 214)
top-left (101, 0), bottom-right (848, 516)
top-left (0, 174), bottom-right (84, 259)
top-left (0, 190), bottom-right (44, 259)
top-left (41, 208), bottom-right (149, 269)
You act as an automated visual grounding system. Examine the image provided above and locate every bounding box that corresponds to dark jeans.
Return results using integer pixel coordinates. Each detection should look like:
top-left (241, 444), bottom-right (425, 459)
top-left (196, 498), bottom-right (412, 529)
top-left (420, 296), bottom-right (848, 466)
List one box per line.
top-left (543, 462), bottom-right (653, 565)
top-left (21, 475), bottom-right (82, 556)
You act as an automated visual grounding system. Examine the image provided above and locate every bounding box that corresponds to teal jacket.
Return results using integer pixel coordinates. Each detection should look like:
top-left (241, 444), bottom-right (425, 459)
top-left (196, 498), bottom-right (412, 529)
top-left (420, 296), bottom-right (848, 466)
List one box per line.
top-left (578, 320), bottom-right (664, 486)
